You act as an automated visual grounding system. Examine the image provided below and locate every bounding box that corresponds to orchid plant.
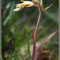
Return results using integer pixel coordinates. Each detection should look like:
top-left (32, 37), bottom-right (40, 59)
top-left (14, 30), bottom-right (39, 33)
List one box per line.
top-left (13, 0), bottom-right (56, 60)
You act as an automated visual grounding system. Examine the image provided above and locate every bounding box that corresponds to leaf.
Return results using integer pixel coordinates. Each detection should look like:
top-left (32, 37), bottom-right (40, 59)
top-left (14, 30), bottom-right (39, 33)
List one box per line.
top-left (3, 1), bottom-right (15, 26)
top-left (44, 3), bottom-right (53, 11)
top-left (36, 32), bottom-right (56, 52)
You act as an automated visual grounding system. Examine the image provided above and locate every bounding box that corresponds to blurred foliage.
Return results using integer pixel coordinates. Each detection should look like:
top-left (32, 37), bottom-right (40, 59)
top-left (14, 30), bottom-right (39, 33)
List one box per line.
top-left (2, 0), bottom-right (58, 60)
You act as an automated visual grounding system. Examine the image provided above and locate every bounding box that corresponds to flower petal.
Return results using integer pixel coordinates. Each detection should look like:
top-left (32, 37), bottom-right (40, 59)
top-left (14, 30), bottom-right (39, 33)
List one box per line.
top-left (13, 8), bottom-right (20, 11)
top-left (13, 1), bottom-right (34, 11)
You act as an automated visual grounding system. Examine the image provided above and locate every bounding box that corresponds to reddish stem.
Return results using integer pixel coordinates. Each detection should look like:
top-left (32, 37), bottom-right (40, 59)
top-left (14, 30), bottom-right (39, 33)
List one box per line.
top-left (32, 28), bottom-right (36, 60)
top-left (31, 12), bottom-right (43, 60)
top-left (35, 12), bottom-right (43, 42)
top-left (31, 1), bottom-right (52, 60)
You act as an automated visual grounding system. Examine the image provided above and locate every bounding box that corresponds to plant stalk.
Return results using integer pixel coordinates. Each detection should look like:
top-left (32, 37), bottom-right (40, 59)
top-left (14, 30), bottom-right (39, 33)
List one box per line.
top-left (35, 12), bottom-right (43, 41)
top-left (31, 12), bottom-right (43, 60)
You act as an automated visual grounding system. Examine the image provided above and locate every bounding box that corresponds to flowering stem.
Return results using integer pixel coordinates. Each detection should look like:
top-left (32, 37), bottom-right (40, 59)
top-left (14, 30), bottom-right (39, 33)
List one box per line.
top-left (31, 11), bottom-right (43, 60)
top-left (32, 28), bottom-right (36, 60)
top-left (31, 3), bottom-right (52, 59)
top-left (35, 12), bottom-right (43, 41)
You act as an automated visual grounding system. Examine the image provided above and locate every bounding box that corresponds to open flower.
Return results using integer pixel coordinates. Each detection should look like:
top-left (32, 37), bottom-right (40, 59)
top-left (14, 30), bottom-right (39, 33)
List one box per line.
top-left (13, 1), bottom-right (34, 11)
top-left (13, 0), bottom-right (52, 12)
top-left (13, 0), bottom-right (43, 11)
